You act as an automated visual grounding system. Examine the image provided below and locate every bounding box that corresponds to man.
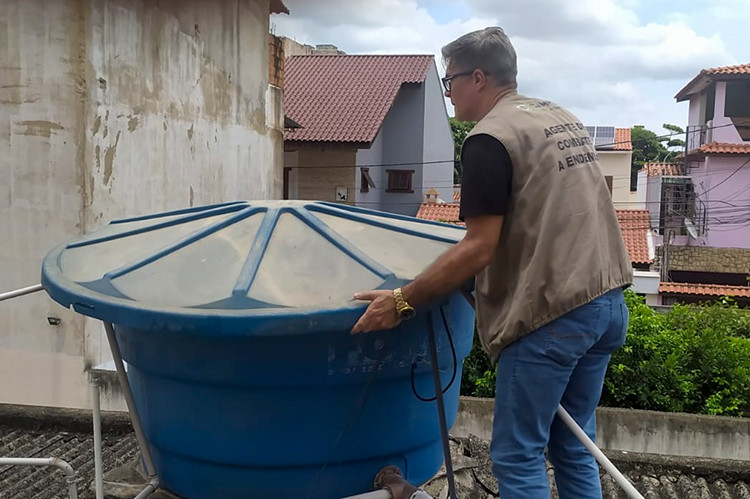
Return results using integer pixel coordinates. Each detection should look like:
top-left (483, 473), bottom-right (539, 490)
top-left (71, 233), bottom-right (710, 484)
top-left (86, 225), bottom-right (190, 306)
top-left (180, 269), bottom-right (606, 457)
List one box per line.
top-left (351, 27), bottom-right (632, 498)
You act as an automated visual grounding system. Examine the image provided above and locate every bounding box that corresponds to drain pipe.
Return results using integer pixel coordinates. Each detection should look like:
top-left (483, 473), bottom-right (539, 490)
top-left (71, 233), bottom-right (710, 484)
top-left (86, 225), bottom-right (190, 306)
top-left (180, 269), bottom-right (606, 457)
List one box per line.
top-left (133, 477), bottom-right (160, 499)
top-left (91, 380), bottom-right (104, 499)
top-left (426, 312), bottom-right (457, 499)
top-left (556, 405), bottom-right (643, 498)
top-left (0, 458), bottom-right (78, 499)
top-left (340, 491), bottom-right (391, 499)
top-left (0, 283), bottom-right (44, 302)
top-left (103, 322), bottom-right (158, 480)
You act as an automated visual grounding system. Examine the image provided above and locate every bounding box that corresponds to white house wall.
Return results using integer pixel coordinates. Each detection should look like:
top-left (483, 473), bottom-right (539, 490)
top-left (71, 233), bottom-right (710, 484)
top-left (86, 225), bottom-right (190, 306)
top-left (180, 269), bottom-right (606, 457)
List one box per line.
top-left (420, 62), bottom-right (454, 204)
top-left (596, 150), bottom-right (633, 208)
top-left (0, 0), bottom-right (282, 410)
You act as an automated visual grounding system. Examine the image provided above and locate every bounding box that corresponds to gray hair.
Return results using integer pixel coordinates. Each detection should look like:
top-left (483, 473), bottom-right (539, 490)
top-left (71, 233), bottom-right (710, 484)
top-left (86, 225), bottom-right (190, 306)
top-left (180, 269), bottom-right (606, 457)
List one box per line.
top-left (441, 27), bottom-right (517, 87)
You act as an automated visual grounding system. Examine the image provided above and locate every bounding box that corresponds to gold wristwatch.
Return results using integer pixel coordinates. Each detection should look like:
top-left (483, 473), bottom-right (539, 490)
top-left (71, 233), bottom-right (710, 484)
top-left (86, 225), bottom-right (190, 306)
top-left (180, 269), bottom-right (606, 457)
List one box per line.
top-left (393, 287), bottom-right (416, 320)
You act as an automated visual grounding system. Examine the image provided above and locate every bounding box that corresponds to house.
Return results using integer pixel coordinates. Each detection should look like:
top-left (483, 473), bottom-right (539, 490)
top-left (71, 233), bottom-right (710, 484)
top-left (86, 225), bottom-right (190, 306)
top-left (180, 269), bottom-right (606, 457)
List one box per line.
top-left (0, 0), bottom-right (288, 410)
top-left (647, 63), bottom-right (750, 305)
top-left (585, 127), bottom-right (639, 209)
top-left (282, 50), bottom-right (455, 216)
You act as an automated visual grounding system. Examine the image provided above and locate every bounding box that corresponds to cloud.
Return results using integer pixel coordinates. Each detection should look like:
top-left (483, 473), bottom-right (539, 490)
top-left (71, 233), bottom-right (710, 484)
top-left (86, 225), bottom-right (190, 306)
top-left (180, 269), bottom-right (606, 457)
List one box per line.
top-left (273, 0), bottom-right (741, 132)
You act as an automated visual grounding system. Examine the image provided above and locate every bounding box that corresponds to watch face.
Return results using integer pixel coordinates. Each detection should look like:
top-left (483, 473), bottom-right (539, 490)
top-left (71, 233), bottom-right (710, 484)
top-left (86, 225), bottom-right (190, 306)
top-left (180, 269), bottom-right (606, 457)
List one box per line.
top-left (399, 307), bottom-right (416, 320)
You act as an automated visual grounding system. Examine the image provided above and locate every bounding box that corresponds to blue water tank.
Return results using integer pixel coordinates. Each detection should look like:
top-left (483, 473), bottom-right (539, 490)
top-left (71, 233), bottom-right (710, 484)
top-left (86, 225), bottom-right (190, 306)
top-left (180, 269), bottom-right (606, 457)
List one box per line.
top-left (42, 201), bottom-right (475, 498)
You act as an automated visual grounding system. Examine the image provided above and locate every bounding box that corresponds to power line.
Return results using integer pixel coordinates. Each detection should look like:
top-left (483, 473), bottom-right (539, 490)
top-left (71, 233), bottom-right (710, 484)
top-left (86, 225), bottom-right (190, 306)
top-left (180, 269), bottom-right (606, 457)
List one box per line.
top-left (284, 119), bottom-right (750, 170)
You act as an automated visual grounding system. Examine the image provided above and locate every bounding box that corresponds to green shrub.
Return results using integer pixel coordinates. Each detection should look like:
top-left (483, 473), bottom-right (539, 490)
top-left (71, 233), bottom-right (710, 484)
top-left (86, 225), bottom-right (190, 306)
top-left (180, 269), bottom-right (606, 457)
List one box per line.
top-left (461, 291), bottom-right (750, 417)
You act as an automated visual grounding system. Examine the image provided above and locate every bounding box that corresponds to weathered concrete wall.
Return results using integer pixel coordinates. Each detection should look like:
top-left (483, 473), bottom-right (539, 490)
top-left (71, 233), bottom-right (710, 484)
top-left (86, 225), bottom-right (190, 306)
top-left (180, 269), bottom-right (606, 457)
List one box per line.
top-left (1, 0), bottom-right (92, 409)
top-left (453, 397), bottom-right (750, 461)
top-left (1, 0), bottom-right (282, 410)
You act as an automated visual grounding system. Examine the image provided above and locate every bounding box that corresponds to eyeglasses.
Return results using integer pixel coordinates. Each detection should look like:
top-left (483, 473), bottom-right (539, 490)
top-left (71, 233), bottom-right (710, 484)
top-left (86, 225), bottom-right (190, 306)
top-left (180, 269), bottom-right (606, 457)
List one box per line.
top-left (441, 71), bottom-right (473, 93)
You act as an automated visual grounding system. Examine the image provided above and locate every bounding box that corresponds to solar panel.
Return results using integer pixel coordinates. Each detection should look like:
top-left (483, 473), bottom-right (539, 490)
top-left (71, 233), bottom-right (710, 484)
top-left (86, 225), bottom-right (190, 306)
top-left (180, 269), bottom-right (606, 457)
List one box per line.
top-left (594, 126), bottom-right (615, 149)
top-left (585, 126), bottom-right (595, 138)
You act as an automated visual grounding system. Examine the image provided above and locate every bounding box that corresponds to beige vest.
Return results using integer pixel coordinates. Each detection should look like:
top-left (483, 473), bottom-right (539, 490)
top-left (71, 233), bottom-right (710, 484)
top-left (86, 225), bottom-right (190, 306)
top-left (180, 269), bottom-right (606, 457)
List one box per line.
top-left (466, 91), bottom-right (633, 363)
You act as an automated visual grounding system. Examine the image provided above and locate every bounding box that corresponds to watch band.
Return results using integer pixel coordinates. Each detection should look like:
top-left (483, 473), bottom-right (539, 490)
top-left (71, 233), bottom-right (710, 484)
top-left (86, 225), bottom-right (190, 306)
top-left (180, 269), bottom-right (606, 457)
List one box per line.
top-left (393, 287), bottom-right (414, 317)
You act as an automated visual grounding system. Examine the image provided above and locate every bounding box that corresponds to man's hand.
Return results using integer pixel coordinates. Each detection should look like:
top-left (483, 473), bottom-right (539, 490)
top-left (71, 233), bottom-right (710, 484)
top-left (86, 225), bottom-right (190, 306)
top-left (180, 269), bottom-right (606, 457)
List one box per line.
top-left (350, 289), bottom-right (401, 334)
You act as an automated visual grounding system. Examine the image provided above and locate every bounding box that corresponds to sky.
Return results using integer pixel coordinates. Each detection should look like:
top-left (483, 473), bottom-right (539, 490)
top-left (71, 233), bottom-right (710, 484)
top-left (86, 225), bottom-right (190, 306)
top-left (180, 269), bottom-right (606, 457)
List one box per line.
top-left (271, 0), bottom-right (749, 135)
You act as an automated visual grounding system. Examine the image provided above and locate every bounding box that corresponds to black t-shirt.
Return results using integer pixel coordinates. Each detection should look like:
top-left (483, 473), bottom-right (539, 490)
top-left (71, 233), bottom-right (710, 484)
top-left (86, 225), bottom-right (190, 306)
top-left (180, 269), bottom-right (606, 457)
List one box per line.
top-left (459, 134), bottom-right (513, 221)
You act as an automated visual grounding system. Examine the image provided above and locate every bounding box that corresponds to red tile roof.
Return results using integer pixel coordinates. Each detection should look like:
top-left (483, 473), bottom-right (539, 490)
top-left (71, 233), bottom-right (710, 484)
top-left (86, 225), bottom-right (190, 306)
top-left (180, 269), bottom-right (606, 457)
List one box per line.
top-left (675, 63), bottom-right (750, 101)
top-left (614, 128), bottom-right (632, 151)
top-left (416, 203), bottom-right (462, 225)
top-left (284, 55), bottom-right (433, 144)
top-left (641, 163), bottom-right (682, 177)
top-left (616, 210), bottom-right (652, 264)
top-left (703, 63), bottom-right (750, 75)
top-left (698, 142), bottom-right (750, 155)
top-left (415, 204), bottom-right (653, 265)
top-left (659, 282), bottom-right (750, 298)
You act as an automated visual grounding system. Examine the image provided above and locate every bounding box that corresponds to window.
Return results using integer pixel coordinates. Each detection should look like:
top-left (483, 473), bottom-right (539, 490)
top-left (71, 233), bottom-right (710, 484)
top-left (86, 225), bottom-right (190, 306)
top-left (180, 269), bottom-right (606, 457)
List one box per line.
top-left (360, 168), bottom-right (376, 193)
top-left (386, 169), bottom-right (414, 193)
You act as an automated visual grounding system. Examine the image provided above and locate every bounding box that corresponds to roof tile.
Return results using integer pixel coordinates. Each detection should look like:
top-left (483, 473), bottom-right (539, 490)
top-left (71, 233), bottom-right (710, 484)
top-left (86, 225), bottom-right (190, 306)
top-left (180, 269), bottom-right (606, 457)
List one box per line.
top-left (415, 204), bottom-right (652, 265)
top-left (698, 142), bottom-right (750, 155)
top-left (616, 209), bottom-right (652, 264)
top-left (642, 163), bottom-right (682, 177)
top-left (415, 203), bottom-right (462, 225)
top-left (659, 282), bottom-right (750, 297)
top-left (703, 63), bottom-right (750, 75)
top-left (284, 55), bottom-right (433, 144)
top-left (614, 128), bottom-right (632, 151)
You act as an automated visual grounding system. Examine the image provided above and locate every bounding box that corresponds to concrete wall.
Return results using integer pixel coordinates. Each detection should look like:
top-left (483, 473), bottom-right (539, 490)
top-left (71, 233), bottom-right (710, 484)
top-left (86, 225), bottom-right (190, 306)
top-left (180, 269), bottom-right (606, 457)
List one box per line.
top-left (597, 150), bottom-right (633, 209)
top-left (420, 62), bottom-right (454, 205)
top-left (295, 148), bottom-right (356, 203)
top-left (0, 0), bottom-right (283, 410)
top-left (453, 397), bottom-right (750, 461)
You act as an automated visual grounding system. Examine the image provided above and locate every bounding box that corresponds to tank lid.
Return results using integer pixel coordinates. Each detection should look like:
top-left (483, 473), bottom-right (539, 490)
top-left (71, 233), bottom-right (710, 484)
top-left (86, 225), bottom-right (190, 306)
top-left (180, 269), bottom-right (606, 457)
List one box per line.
top-left (42, 201), bottom-right (465, 333)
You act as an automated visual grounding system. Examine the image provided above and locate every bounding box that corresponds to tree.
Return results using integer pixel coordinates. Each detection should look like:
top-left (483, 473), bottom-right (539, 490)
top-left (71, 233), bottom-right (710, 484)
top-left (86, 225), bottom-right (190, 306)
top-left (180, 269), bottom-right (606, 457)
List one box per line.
top-left (629, 123), bottom-right (686, 190)
top-left (449, 117), bottom-right (475, 184)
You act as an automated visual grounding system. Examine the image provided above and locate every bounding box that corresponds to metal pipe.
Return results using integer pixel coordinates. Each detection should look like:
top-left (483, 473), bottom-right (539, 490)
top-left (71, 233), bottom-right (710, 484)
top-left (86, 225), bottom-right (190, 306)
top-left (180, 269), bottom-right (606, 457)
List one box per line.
top-left (555, 405), bottom-right (643, 499)
top-left (91, 381), bottom-right (104, 499)
top-left (133, 477), bottom-right (159, 499)
top-left (0, 283), bottom-right (44, 302)
top-left (461, 290), bottom-right (643, 498)
top-left (426, 312), bottom-right (457, 499)
top-left (0, 458), bottom-right (78, 499)
top-left (340, 490), bottom-right (391, 499)
top-left (103, 322), bottom-right (157, 478)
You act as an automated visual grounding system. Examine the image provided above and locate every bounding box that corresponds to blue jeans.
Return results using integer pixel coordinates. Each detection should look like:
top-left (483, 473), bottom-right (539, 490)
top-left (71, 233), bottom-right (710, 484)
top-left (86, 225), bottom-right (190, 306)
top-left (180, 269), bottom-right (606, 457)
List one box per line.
top-left (490, 288), bottom-right (628, 498)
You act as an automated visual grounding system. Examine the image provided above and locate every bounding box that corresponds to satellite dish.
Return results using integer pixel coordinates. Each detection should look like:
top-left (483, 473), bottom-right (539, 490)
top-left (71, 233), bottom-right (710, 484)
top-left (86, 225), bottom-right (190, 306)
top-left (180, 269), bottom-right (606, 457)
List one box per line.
top-left (684, 217), bottom-right (698, 239)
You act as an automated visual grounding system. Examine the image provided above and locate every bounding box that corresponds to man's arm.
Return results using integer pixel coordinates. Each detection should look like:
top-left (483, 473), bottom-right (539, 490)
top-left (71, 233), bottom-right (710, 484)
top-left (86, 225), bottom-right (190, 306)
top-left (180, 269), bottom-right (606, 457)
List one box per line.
top-left (350, 214), bottom-right (502, 334)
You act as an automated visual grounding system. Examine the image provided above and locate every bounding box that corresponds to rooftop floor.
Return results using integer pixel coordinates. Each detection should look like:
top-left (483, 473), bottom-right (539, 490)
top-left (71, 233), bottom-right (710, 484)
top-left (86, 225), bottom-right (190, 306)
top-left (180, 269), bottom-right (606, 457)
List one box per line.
top-left (1, 404), bottom-right (749, 498)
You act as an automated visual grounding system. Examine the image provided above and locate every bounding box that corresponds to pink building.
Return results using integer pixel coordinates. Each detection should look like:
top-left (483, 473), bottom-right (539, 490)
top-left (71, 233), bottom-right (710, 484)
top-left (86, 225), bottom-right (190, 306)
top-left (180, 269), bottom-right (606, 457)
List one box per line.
top-left (653, 63), bottom-right (750, 305)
